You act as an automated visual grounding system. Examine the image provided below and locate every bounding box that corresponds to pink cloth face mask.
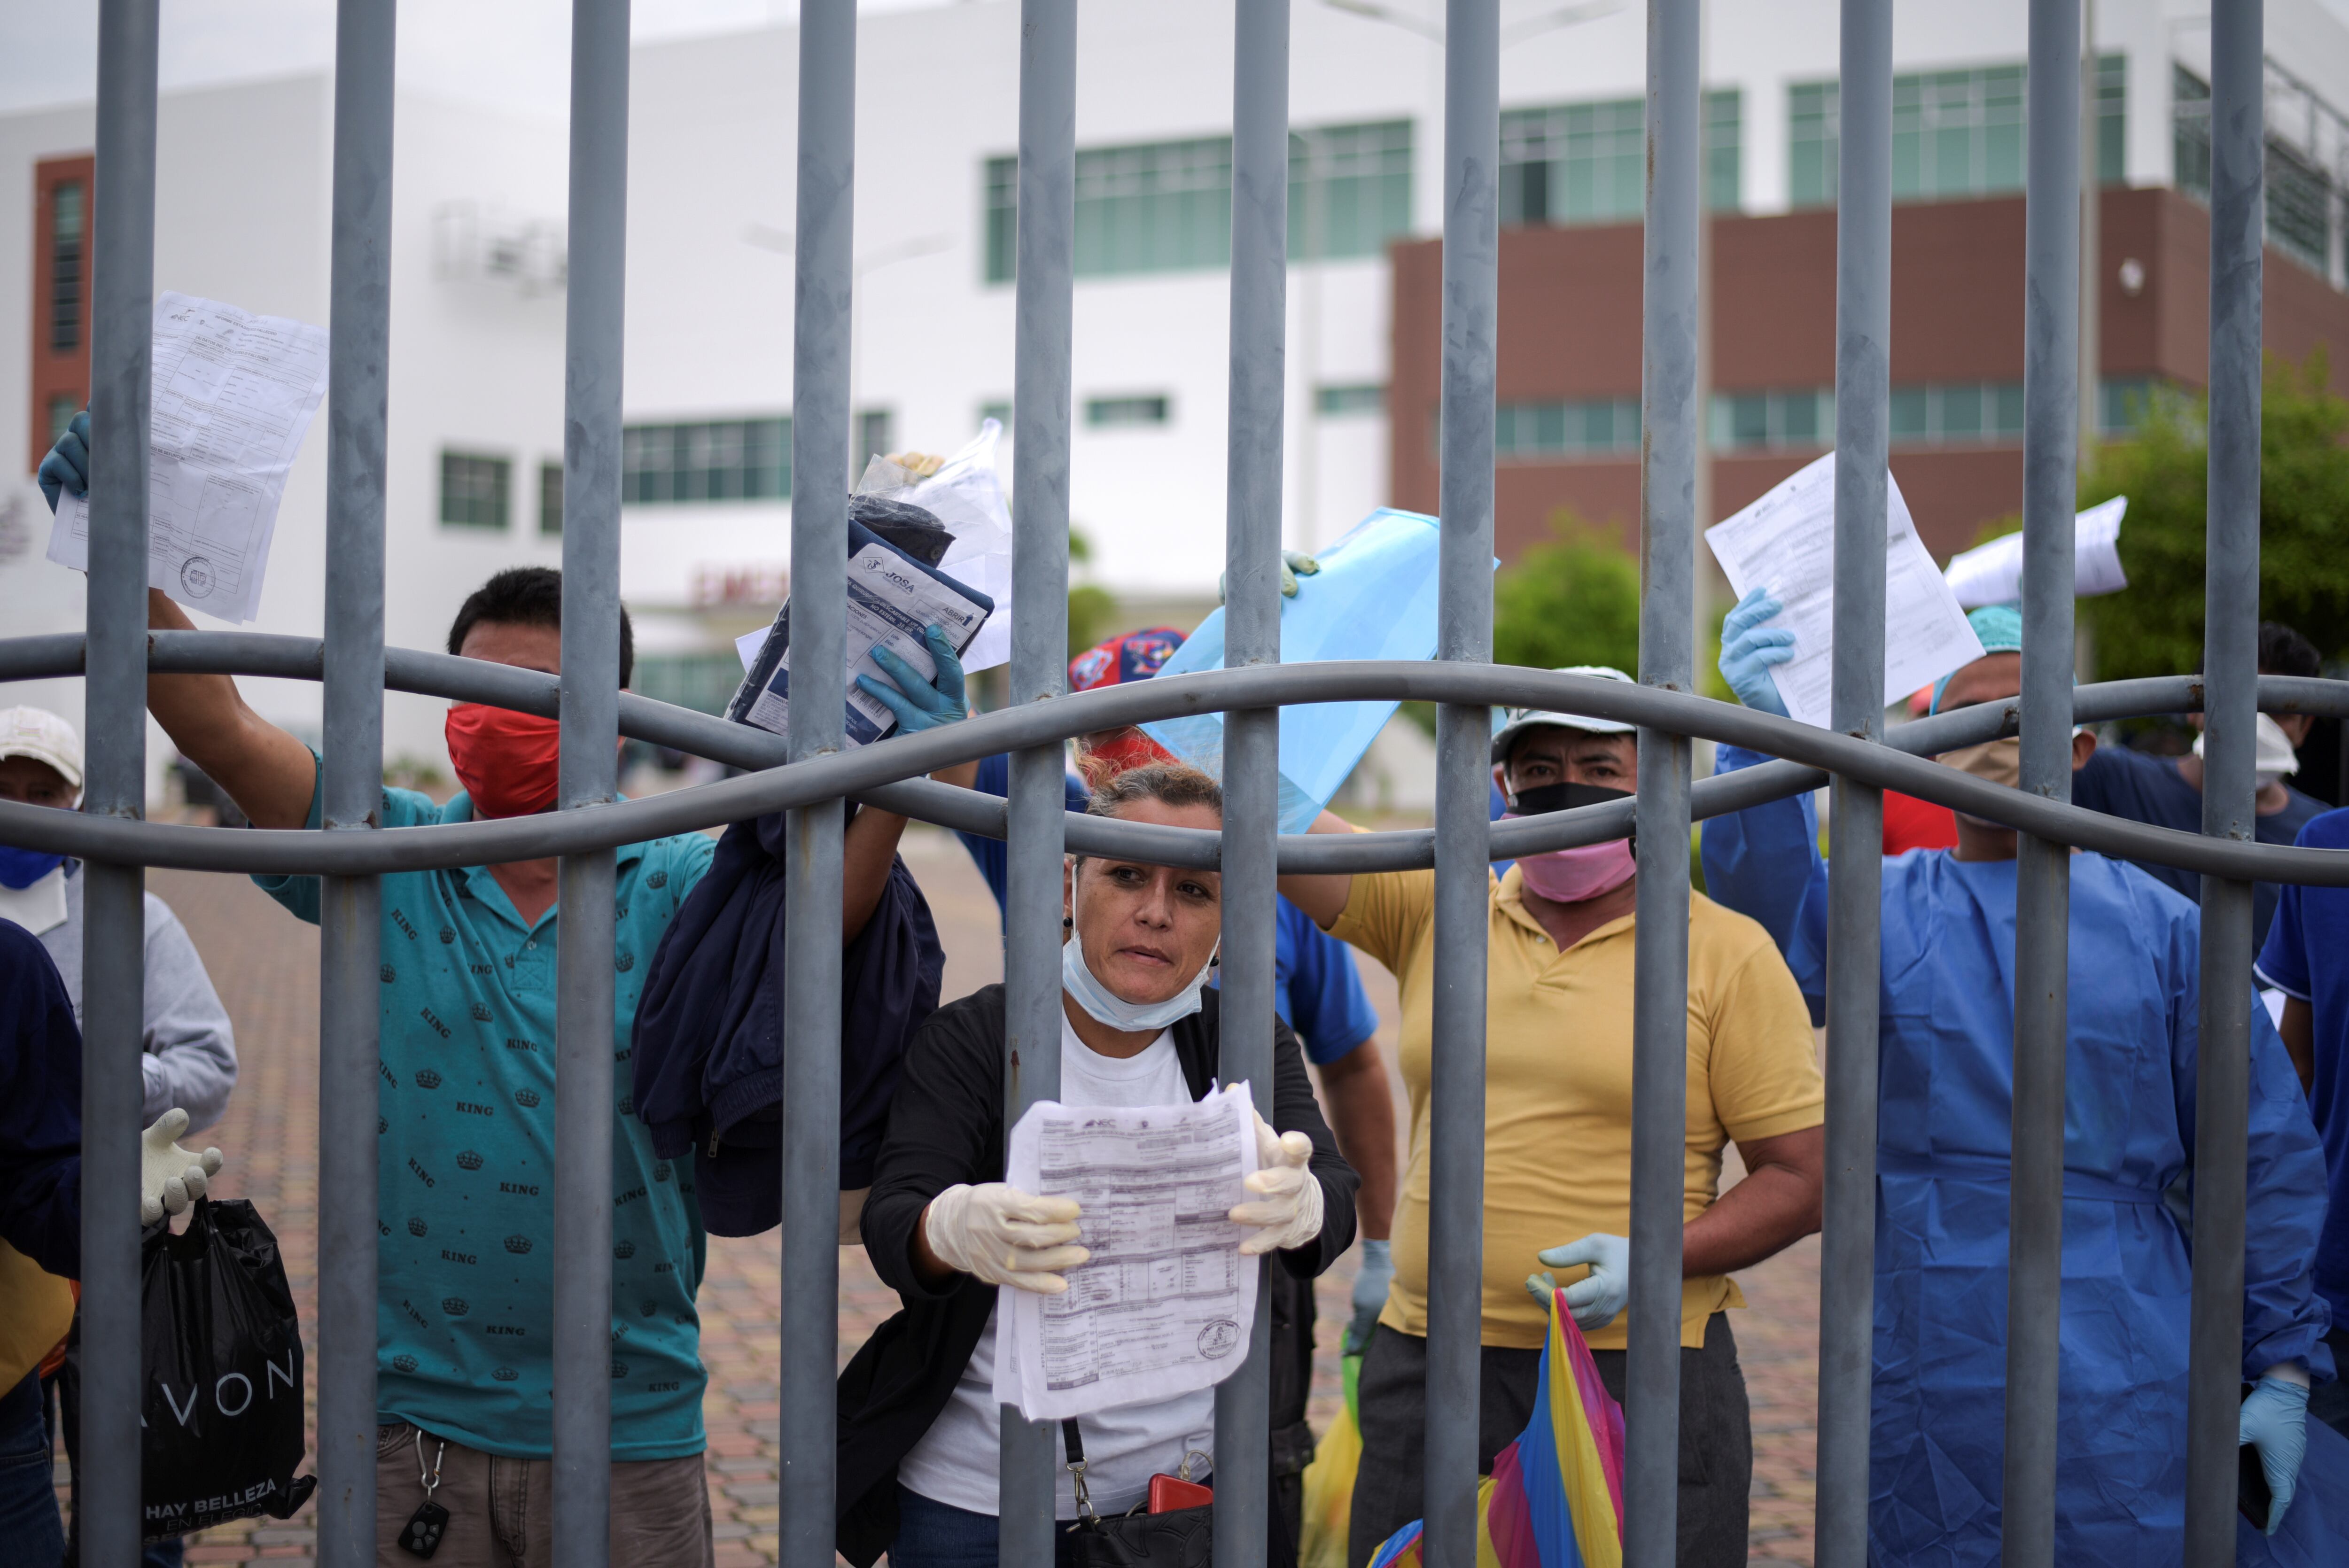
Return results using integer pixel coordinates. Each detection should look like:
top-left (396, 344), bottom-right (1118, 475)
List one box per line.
top-left (1510, 835), bottom-right (1637, 903)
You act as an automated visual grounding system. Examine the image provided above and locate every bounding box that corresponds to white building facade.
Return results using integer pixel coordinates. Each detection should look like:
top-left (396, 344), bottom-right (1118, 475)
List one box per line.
top-left (3, 0), bottom-right (2346, 777)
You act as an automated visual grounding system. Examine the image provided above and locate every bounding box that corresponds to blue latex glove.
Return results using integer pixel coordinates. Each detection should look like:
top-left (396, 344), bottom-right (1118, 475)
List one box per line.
top-left (855, 626), bottom-right (969, 734)
top-left (2239, 1372), bottom-right (2311, 1533)
top-left (1344, 1238), bottom-right (1392, 1357)
top-left (1218, 548), bottom-right (1320, 605)
top-left (1717, 585), bottom-right (1795, 718)
top-left (37, 409), bottom-right (90, 514)
top-left (1524, 1233), bottom-right (1631, 1331)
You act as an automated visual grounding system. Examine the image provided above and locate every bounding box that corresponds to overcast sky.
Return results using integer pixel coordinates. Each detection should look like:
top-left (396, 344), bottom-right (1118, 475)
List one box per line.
top-left (0, 0), bottom-right (953, 123)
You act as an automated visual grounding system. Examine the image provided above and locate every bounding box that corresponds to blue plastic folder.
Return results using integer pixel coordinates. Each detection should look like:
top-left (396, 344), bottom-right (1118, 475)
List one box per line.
top-left (1141, 508), bottom-right (1490, 833)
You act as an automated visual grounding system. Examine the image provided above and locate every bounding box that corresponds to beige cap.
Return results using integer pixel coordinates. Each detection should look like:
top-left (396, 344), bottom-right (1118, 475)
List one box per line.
top-left (0, 707), bottom-right (84, 791)
top-left (1490, 665), bottom-right (1640, 762)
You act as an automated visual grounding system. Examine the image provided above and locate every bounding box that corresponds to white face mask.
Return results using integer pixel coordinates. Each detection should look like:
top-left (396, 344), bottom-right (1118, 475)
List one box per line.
top-left (1060, 877), bottom-right (1219, 1032)
top-left (2193, 713), bottom-right (2299, 789)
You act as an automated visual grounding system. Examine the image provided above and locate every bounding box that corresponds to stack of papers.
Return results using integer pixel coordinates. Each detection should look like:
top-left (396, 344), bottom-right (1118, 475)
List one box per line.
top-left (48, 292), bottom-right (328, 625)
top-left (1941, 496), bottom-right (2129, 609)
top-left (1703, 451), bottom-right (1983, 729)
top-left (994, 1087), bottom-right (1260, 1423)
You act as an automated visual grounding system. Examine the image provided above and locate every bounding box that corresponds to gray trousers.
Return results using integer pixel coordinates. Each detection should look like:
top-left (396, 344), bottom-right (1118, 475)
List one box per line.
top-left (1345, 1312), bottom-right (1751, 1568)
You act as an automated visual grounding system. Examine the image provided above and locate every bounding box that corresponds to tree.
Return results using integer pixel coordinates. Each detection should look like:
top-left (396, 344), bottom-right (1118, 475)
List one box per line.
top-left (1066, 524), bottom-right (1117, 658)
top-left (2077, 352), bottom-right (2349, 679)
top-left (1493, 519), bottom-right (1643, 674)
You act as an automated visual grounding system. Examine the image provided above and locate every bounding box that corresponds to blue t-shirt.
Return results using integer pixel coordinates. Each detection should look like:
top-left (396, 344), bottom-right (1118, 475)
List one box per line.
top-left (2254, 805), bottom-right (2349, 1327)
top-left (957, 753), bottom-right (1379, 1064)
top-left (2071, 744), bottom-right (2326, 950)
top-left (255, 764), bottom-right (716, 1460)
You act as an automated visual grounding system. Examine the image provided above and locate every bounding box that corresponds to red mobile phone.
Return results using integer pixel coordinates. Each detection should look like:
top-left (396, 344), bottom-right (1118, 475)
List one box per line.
top-left (1148, 1474), bottom-right (1213, 1514)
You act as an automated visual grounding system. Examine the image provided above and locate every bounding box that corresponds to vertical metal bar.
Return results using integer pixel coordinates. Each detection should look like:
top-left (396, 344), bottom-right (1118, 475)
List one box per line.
top-left (2078, 0), bottom-right (2101, 468)
top-left (1001, 0), bottom-right (1076, 1552)
top-left (2186, 0), bottom-right (2263, 1560)
top-left (2003, 4), bottom-right (2083, 1564)
top-left (315, 3), bottom-right (395, 1561)
top-left (782, 2), bottom-right (853, 1563)
top-left (1214, 2), bottom-right (1289, 1563)
top-left (1812, 2), bottom-right (1890, 1564)
top-left (1426, 1), bottom-right (1498, 1563)
top-left (78, 6), bottom-right (158, 1564)
top-left (552, 4), bottom-right (630, 1564)
top-left (1626, 4), bottom-right (1700, 1566)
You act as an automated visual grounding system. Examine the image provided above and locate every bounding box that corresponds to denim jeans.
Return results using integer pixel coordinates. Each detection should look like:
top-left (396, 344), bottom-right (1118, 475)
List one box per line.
top-left (0, 1371), bottom-right (65, 1568)
top-left (890, 1485), bottom-right (1086, 1568)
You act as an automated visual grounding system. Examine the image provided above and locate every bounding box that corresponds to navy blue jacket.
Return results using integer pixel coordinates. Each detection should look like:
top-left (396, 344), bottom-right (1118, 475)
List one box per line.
top-left (0, 918), bottom-right (82, 1279)
top-left (631, 814), bottom-right (945, 1237)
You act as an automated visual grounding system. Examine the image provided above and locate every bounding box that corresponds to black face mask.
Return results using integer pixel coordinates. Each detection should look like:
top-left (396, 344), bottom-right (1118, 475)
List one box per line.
top-left (1504, 781), bottom-right (1636, 855)
top-left (1508, 782), bottom-right (1632, 816)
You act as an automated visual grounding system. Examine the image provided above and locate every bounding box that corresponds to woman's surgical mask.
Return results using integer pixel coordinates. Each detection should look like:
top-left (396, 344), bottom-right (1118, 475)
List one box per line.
top-left (2194, 714), bottom-right (2300, 789)
top-left (1502, 782), bottom-right (1638, 905)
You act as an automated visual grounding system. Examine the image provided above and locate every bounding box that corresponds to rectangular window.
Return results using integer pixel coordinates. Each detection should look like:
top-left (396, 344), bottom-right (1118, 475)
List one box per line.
top-left (1493, 397), bottom-right (1640, 459)
top-left (1891, 381), bottom-right (2026, 447)
top-left (47, 396), bottom-right (79, 443)
top-left (50, 181), bottom-right (84, 355)
top-left (2100, 375), bottom-right (2161, 435)
top-left (1291, 121), bottom-right (1414, 261)
top-left (1792, 56), bottom-right (2123, 209)
top-left (1315, 383), bottom-right (1385, 416)
top-left (539, 462), bottom-right (563, 535)
top-left (2175, 66), bottom-right (2337, 278)
top-left (633, 652), bottom-right (753, 717)
top-left (1501, 94), bottom-right (1740, 226)
top-left (1086, 395), bottom-right (1171, 429)
top-left (1709, 388), bottom-right (1833, 452)
top-left (984, 156), bottom-right (1018, 284)
top-left (978, 400), bottom-right (1012, 431)
top-left (621, 418), bottom-right (791, 504)
top-left (1075, 137), bottom-right (1233, 278)
top-left (440, 452), bottom-right (512, 530)
top-left (856, 409), bottom-right (894, 474)
top-left (1706, 89), bottom-right (1743, 212)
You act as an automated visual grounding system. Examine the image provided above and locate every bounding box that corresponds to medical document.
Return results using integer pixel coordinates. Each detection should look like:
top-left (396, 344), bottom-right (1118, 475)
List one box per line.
top-left (1703, 451), bottom-right (1984, 728)
top-left (48, 292), bottom-right (329, 625)
top-left (1942, 496), bottom-right (2128, 609)
top-left (738, 541), bottom-right (991, 746)
top-left (995, 1087), bottom-right (1259, 1423)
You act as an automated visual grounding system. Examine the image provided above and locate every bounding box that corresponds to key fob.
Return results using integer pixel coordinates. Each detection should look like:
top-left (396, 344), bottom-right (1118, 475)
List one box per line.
top-left (398, 1500), bottom-right (450, 1559)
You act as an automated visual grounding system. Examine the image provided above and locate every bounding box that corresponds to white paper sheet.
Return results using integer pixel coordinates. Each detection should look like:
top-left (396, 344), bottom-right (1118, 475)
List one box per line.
top-left (994, 1087), bottom-right (1259, 1423)
top-left (738, 542), bottom-right (991, 746)
top-left (855, 420), bottom-right (1016, 673)
top-left (1942, 495), bottom-right (2129, 609)
top-left (1703, 451), bottom-right (1985, 728)
top-left (47, 292), bottom-right (328, 625)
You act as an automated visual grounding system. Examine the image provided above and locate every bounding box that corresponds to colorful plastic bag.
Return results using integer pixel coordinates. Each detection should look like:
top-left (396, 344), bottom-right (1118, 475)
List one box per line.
top-left (1297, 1354), bottom-right (1365, 1568)
top-left (1365, 1288), bottom-right (1624, 1568)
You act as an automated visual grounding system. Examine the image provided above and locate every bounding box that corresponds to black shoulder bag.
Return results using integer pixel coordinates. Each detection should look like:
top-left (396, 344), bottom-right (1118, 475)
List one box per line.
top-left (1060, 1418), bottom-right (1214, 1567)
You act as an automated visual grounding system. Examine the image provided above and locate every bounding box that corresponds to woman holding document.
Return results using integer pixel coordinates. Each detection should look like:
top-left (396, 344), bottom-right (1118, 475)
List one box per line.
top-left (835, 762), bottom-right (1359, 1568)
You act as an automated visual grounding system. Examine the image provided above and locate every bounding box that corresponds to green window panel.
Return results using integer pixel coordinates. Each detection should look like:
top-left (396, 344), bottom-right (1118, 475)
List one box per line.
top-left (621, 418), bottom-right (791, 505)
top-left (1709, 388), bottom-right (1833, 452)
top-left (1501, 92), bottom-right (1741, 227)
top-left (440, 452), bottom-right (511, 530)
top-left (2175, 65), bottom-right (2338, 278)
top-left (1492, 397), bottom-right (1640, 459)
top-left (632, 653), bottom-right (752, 718)
top-left (1792, 56), bottom-right (2123, 210)
top-left (1290, 121), bottom-right (1414, 261)
top-left (1085, 395), bottom-right (1171, 428)
top-left (1316, 383), bottom-right (1385, 416)
top-left (539, 461), bottom-right (563, 535)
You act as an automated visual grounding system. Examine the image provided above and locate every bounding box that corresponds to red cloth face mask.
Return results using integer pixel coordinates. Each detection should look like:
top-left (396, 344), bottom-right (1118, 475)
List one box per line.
top-left (1079, 728), bottom-right (1175, 788)
top-left (444, 703), bottom-right (562, 819)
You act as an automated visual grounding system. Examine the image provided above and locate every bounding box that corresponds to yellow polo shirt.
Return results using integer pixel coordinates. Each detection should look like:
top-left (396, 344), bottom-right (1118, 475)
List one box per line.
top-left (1333, 863), bottom-right (1823, 1351)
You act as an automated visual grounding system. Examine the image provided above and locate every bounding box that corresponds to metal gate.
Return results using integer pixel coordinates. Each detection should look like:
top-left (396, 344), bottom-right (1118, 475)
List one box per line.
top-left (4, 1), bottom-right (2337, 1566)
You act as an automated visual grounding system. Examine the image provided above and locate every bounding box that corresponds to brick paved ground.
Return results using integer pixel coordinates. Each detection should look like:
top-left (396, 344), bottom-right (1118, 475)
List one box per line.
top-left (67, 825), bottom-right (1818, 1564)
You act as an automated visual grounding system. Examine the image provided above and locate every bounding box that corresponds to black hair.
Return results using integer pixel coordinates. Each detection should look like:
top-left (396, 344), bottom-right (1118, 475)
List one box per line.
top-left (446, 566), bottom-right (635, 688)
top-left (2258, 621), bottom-right (2321, 680)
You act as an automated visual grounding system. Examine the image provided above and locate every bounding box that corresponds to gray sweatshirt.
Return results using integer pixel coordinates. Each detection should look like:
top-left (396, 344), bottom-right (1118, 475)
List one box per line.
top-left (34, 868), bottom-right (239, 1133)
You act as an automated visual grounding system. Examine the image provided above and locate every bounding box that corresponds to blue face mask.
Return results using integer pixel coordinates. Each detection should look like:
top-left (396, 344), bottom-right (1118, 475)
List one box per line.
top-left (1060, 885), bottom-right (1220, 1033)
top-left (0, 845), bottom-right (65, 891)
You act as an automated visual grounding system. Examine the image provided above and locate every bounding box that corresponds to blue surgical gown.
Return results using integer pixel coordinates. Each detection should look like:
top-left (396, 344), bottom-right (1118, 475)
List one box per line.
top-left (1701, 744), bottom-right (2340, 1566)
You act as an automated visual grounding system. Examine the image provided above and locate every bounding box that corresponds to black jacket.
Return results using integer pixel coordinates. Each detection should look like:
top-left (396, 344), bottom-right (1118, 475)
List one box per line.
top-left (837, 984), bottom-right (1359, 1566)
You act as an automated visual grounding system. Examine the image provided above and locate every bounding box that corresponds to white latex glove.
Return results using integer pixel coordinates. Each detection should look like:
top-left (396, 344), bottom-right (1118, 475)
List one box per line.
top-left (922, 1182), bottom-right (1088, 1293)
top-left (1525, 1233), bottom-right (1631, 1331)
top-left (1226, 1088), bottom-right (1323, 1256)
top-left (140, 1108), bottom-right (224, 1226)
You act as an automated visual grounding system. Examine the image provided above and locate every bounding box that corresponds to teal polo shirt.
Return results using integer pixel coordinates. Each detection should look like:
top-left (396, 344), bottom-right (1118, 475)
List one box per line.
top-left (255, 763), bottom-right (716, 1459)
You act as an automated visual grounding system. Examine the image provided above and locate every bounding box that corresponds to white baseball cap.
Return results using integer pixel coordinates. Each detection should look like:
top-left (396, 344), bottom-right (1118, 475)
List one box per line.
top-left (0, 706), bottom-right (85, 791)
top-left (1491, 665), bottom-right (1640, 763)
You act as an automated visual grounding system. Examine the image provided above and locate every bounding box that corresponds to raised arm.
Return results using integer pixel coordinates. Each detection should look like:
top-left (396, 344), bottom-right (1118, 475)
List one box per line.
top-left (1275, 808), bottom-right (1359, 930)
top-left (145, 591), bottom-right (319, 829)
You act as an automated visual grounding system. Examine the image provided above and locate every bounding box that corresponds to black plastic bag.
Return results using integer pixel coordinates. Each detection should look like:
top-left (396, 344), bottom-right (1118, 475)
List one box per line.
top-left (141, 1199), bottom-right (316, 1541)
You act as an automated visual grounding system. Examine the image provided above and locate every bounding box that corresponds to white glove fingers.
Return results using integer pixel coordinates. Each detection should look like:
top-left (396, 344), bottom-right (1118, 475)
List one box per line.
top-left (1538, 1237), bottom-right (1604, 1268)
top-left (140, 1196), bottom-right (164, 1226)
top-left (200, 1147), bottom-right (224, 1176)
top-left (180, 1165), bottom-right (209, 1203)
top-left (1003, 1269), bottom-right (1073, 1295)
top-left (149, 1107), bottom-right (190, 1144)
top-left (161, 1176), bottom-right (191, 1216)
top-left (1008, 1244), bottom-right (1090, 1273)
top-left (1000, 1218), bottom-right (1083, 1248)
top-left (1000, 1193), bottom-right (1081, 1225)
top-left (1559, 1273), bottom-right (1608, 1308)
top-left (1276, 1130), bottom-right (1313, 1167)
top-left (1237, 1229), bottom-right (1283, 1257)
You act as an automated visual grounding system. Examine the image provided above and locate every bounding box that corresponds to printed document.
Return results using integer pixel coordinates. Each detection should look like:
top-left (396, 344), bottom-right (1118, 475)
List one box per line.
top-left (1942, 496), bottom-right (2128, 609)
top-left (48, 292), bottom-right (328, 625)
top-left (739, 543), bottom-right (990, 746)
top-left (995, 1087), bottom-right (1259, 1423)
top-left (1703, 451), bottom-right (1984, 728)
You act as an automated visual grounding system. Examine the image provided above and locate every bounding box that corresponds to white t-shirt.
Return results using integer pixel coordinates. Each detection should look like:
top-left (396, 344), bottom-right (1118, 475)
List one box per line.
top-left (897, 1011), bottom-right (1218, 1519)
